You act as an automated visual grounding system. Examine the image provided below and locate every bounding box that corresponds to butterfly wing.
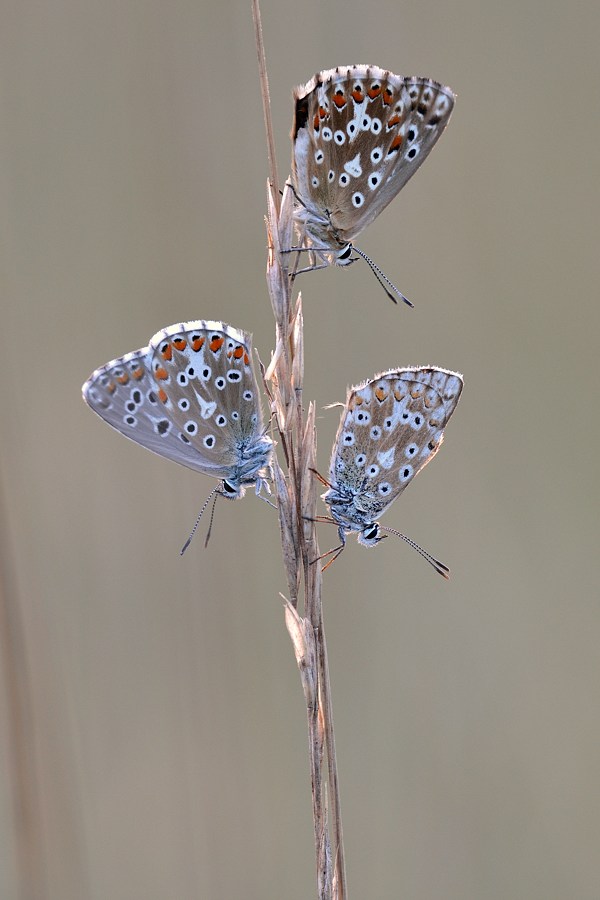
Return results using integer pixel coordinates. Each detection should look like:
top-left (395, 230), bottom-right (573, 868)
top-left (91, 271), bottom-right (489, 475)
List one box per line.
top-left (292, 65), bottom-right (455, 247)
top-left (328, 367), bottom-right (463, 524)
top-left (83, 321), bottom-right (271, 482)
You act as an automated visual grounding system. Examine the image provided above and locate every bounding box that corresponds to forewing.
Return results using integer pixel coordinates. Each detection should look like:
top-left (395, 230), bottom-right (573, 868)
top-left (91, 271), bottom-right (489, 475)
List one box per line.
top-left (147, 321), bottom-right (266, 478)
top-left (292, 65), bottom-right (455, 245)
top-left (329, 367), bottom-right (463, 520)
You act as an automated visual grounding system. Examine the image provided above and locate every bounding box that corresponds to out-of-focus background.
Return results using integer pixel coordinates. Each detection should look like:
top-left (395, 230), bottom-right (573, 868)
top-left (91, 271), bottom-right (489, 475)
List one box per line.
top-left (1, 1), bottom-right (598, 898)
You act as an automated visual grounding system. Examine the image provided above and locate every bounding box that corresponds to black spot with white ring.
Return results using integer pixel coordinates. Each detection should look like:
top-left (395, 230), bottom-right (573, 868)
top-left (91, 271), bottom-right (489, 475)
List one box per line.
top-left (371, 425), bottom-right (382, 439)
top-left (370, 147), bottom-right (383, 164)
top-left (178, 398), bottom-right (190, 412)
top-left (339, 173), bottom-right (350, 187)
top-left (334, 130), bottom-right (345, 145)
top-left (215, 376), bottom-right (226, 390)
top-left (369, 173), bottom-right (382, 191)
top-left (216, 414), bottom-right (227, 427)
top-left (399, 465), bottom-right (414, 482)
top-left (243, 390), bottom-right (253, 401)
top-left (185, 420), bottom-right (198, 436)
top-left (352, 192), bottom-right (364, 208)
top-left (203, 434), bottom-right (216, 449)
top-left (156, 419), bottom-right (170, 436)
top-left (378, 482), bottom-right (392, 496)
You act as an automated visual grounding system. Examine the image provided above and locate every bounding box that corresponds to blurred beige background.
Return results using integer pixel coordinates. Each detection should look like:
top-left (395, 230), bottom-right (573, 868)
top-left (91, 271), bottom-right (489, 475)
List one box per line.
top-left (1, 1), bottom-right (599, 898)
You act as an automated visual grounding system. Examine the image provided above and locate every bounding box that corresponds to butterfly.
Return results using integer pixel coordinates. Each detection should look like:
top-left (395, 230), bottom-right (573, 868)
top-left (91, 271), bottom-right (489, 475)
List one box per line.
top-left (82, 321), bottom-right (274, 539)
top-left (291, 65), bottom-right (455, 302)
top-left (316, 367), bottom-right (463, 575)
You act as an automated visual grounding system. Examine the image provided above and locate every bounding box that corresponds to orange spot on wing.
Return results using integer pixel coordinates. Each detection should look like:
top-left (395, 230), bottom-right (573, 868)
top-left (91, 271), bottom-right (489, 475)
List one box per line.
top-left (368, 85), bottom-right (382, 99)
top-left (375, 387), bottom-right (388, 402)
top-left (154, 367), bottom-right (168, 381)
top-left (352, 88), bottom-right (364, 103)
top-left (158, 388), bottom-right (168, 404)
top-left (173, 337), bottom-right (187, 351)
top-left (191, 336), bottom-right (205, 351)
top-left (319, 105), bottom-right (327, 119)
top-left (333, 92), bottom-right (346, 108)
top-left (383, 87), bottom-right (393, 105)
top-left (410, 388), bottom-right (423, 398)
top-left (388, 133), bottom-right (403, 153)
top-left (394, 388), bottom-right (407, 401)
top-left (161, 343), bottom-right (172, 361)
top-left (132, 367), bottom-right (144, 380)
top-left (313, 114), bottom-right (320, 131)
top-left (107, 381), bottom-right (117, 395)
top-left (209, 336), bottom-right (224, 352)
top-left (116, 373), bottom-right (129, 385)
top-left (243, 352), bottom-right (249, 366)
top-left (387, 114), bottom-right (401, 128)
top-left (233, 345), bottom-right (244, 359)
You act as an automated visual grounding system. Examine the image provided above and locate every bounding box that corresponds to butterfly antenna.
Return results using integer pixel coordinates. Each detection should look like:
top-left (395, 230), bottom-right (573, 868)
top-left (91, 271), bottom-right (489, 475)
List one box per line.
top-left (380, 526), bottom-right (450, 579)
top-left (203, 491), bottom-right (220, 548)
top-left (351, 245), bottom-right (414, 308)
top-left (180, 486), bottom-right (220, 556)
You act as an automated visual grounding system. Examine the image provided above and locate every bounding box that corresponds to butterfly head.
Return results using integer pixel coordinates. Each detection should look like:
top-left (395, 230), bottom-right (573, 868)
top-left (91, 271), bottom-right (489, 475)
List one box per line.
top-left (357, 522), bottom-right (386, 548)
